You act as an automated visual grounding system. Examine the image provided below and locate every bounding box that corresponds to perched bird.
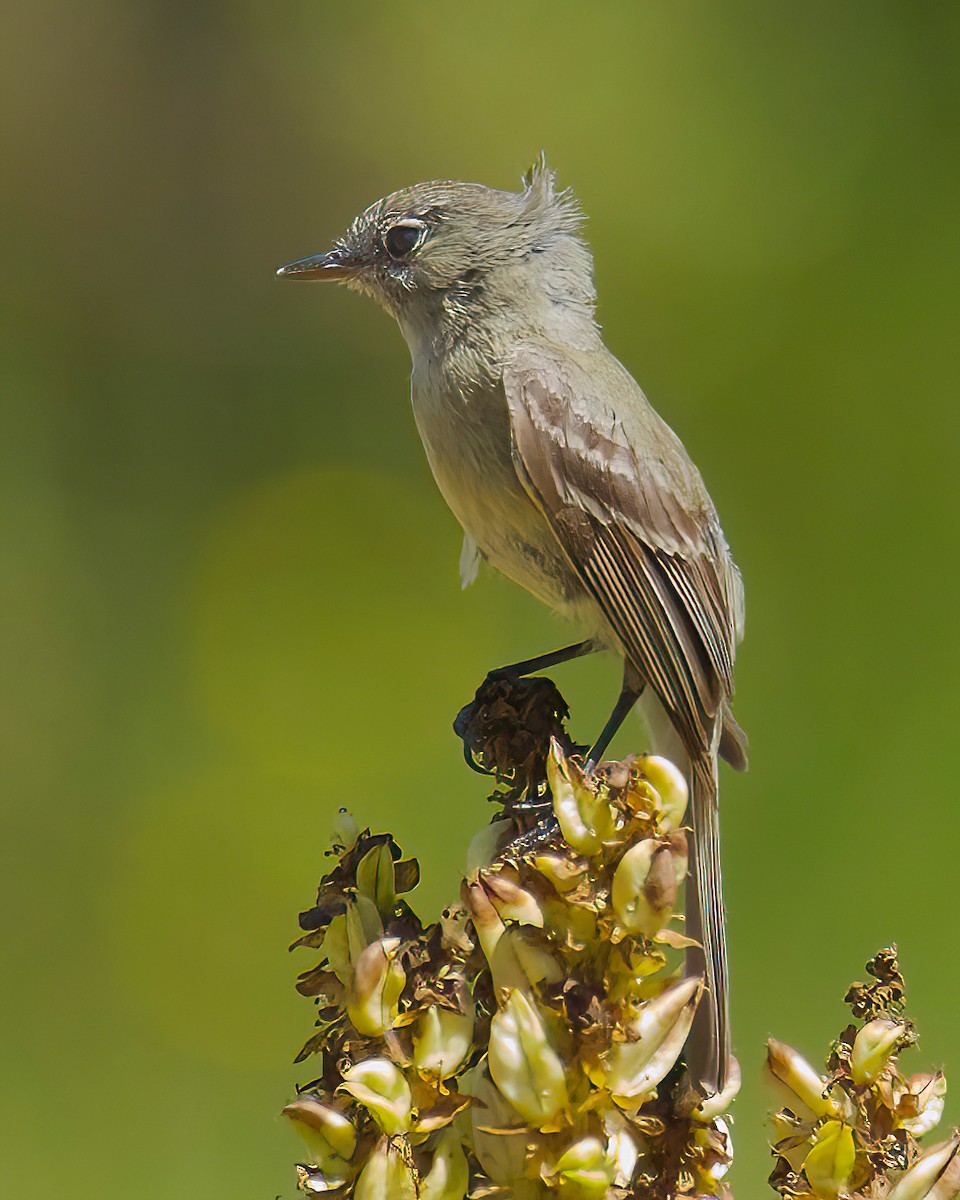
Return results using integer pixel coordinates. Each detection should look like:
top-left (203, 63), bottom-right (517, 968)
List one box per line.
top-left (277, 158), bottom-right (746, 1095)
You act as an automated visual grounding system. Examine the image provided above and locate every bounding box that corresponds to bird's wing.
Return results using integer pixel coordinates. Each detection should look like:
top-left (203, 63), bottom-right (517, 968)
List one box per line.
top-left (503, 347), bottom-right (743, 759)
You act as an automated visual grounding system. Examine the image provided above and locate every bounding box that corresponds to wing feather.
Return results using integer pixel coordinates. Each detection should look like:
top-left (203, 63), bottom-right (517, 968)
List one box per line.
top-left (504, 348), bottom-right (743, 759)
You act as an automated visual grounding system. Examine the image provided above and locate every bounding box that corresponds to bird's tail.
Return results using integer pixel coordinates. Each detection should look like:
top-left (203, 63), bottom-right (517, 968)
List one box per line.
top-left (685, 752), bottom-right (730, 1095)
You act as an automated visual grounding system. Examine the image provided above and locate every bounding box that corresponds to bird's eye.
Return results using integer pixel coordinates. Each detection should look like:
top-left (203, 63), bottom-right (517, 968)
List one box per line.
top-left (383, 221), bottom-right (425, 260)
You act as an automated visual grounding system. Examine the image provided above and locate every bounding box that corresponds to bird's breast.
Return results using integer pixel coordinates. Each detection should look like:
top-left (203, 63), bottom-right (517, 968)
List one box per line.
top-left (410, 375), bottom-right (586, 616)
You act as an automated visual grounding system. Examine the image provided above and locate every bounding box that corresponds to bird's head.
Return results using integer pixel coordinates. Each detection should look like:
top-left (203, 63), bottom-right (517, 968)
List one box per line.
top-left (277, 157), bottom-right (596, 352)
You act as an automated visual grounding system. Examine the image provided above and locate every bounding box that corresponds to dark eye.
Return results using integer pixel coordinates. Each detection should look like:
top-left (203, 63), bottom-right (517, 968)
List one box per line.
top-left (384, 221), bottom-right (425, 260)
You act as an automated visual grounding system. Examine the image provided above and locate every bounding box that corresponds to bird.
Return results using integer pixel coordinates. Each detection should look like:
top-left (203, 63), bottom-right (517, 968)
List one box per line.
top-left (277, 157), bottom-right (746, 1096)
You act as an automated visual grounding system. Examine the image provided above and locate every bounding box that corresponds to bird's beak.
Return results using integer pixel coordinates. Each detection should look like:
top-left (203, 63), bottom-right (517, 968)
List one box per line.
top-left (276, 246), bottom-right (359, 282)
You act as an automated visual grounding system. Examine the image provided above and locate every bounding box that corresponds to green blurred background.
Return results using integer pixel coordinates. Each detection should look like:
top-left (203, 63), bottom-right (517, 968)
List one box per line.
top-left (2, 2), bottom-right (959, 1195)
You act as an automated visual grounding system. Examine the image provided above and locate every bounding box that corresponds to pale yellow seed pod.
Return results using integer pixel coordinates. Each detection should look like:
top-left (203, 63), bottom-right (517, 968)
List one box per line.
top-left (850, 1018), bottom-right (906, 1085)
top-left (420, 1127), bottom-right (471, 1200)
top-left (888, 1134), bottom-right (960, 1200)
top-left (612, 838), bottom-right (684, 937)
top-left (532, 852), bottom-right (587, 894)
top-left (463, 877), bottom-right (507, 965)
top-left (594, 976), bottom-right (701, 1098)
top-left (638, 755), bottom-right (689, 832)
top-left (355, 843), bottom-right (397, 916)
top-left (611, 839), bottom-right (658, 933)
top-left (353, 1137), bottom-right (417, 1200)
top-left (488, 989), bottom-right (569, 1124)
top-left (548, 740), bottom-right (616, 855)
top-left (346, 936), bottom-right (406, 1037)
top-left (766, 1039), bottom-right (838, 1119)
top-left (459, 1062), bottom-right (530, 1185)
top-left (337, 1058), bottom-right (412, 1135)
top-left (802, 1120), bottom-right (856, 1200)
top-left (282, 1097), bottom-right (357, 1185)
top-left (548, 1136), bottom-right (616, 1199)
top-left (413, 1004), bottom-right (475, 1079)
top-left (479, 868), bottom-right (545, 926)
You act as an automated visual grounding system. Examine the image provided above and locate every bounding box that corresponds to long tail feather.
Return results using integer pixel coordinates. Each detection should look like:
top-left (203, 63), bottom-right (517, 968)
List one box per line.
top-left (685, 753), bottom-right (730, 1094)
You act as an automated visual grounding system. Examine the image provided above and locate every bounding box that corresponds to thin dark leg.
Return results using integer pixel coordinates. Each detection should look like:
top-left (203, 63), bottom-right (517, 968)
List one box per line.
top-left (487, 639), bottom-right (597, 680)
top-left (585, 681), bottom-right (643, 772)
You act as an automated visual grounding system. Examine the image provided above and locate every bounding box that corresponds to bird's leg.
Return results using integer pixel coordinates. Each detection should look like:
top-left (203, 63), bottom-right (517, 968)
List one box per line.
top-left (486, 639), bottom-right (597, 680)
top-left (585, 677), bottom-right (644, 773)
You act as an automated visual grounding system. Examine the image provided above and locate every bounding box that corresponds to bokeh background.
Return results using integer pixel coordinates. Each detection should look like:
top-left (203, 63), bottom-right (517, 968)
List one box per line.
top-left (2, 2), bottom-right (959, 1196)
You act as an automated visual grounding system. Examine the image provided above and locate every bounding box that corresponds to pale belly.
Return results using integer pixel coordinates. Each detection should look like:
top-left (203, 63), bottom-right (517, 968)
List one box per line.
top-left (410, 378), bottom-right (588, 619)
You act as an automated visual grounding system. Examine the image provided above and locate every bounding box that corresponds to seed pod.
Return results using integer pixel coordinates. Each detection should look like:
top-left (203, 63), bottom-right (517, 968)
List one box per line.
top-left (478, 868), bottom-right (545, 927)
top-left (355, 842), bottom-right (397, 916)
top-left (413, 1004), bottom-right (474, 1079)
top-left (802, 1120), bottom-right (856, 1200)
top-left (353, 1137), bottom-right (417, 1200)
top-left (766, 1039), bottom-right (838, 1119)
top-left (850, 1018), bottom-right (906, 1085)
top-left (612, 837), bottom-right (685, 937)
top-left (282, 1097), bottom-right (357, 1185)
top-left (898, 1073), bottom-right (947, 1137)
top-left (592, 976), bottom-right (702, 1099)
top-left (346, 936), bottom-right (406, 1037)
top-left (888, 1134), bottom-right (960, 1200)
top-left (488, 989), bottom-right (569, 1124)
top-left (338, 1058), bottom-right (412, 1135)
top-left (420, 1127), bottom-right (470, 1200)
top-left (545, 1136), bottom-right (615, 1199)
top-left (548, 740), bottom-right (616, 855)
top-left (637, 755), bottom-right (689, 832)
